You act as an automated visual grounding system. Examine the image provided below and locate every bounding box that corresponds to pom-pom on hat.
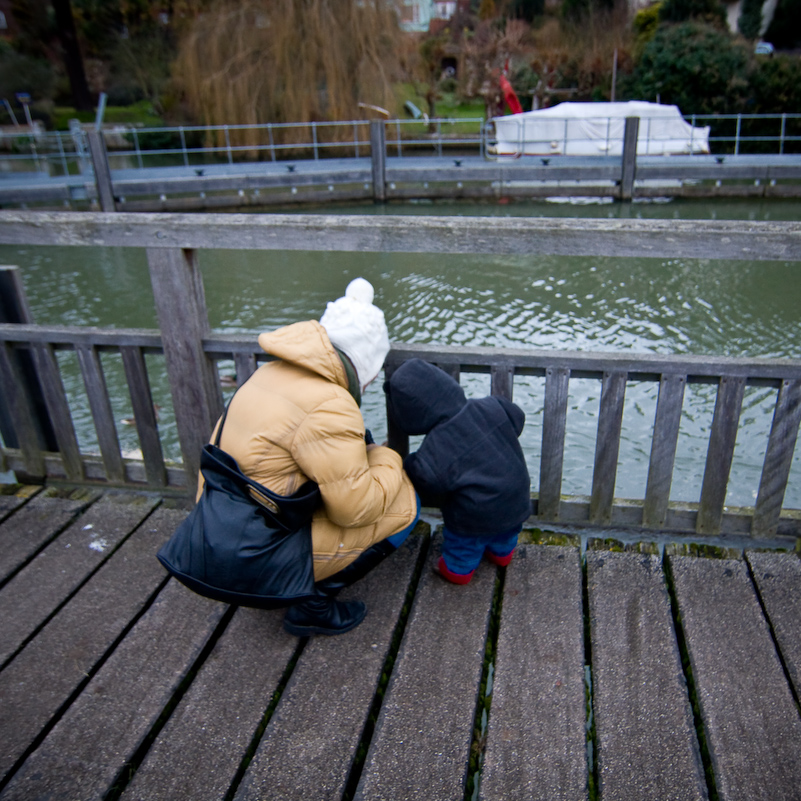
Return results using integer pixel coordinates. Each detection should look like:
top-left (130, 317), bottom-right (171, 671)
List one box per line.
top-left (320, 278), bottom-right (390, 391)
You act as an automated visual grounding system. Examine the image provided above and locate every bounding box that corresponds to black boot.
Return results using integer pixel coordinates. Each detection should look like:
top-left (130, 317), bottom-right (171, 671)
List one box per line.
top-left (283, 596), bottom-right (366, 636)
top-left (316, 540), bottom-right (397, 596)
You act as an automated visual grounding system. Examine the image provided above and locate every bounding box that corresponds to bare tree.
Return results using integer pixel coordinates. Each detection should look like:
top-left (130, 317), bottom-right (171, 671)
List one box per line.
top-left (51, 0), bottom-right (92, 110)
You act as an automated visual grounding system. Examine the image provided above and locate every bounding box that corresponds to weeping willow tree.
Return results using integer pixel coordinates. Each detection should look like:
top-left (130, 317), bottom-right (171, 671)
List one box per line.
top-left (174, 0), bottom-right (402, 150)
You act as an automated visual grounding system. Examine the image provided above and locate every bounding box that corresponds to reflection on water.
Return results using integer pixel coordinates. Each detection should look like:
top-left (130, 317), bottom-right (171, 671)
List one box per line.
top-left (1, 196), bottom-right (800, 509)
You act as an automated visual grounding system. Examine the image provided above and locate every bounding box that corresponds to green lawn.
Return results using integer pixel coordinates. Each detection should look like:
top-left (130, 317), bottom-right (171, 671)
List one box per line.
top-left (51, 100), bottom-right (165, 131)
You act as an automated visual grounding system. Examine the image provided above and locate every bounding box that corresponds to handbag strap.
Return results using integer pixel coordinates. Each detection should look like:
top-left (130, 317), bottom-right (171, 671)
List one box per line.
top-left (213, 401), bottom-right (232, 448)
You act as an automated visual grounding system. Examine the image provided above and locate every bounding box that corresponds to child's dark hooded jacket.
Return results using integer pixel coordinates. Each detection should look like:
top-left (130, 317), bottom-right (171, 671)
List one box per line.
top-left (385, 358), bottom-right (532, 537)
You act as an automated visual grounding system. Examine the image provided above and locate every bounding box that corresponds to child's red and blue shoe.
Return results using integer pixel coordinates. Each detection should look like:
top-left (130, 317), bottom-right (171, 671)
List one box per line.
top-left (485, 548), bottom-right (515, 567)
top-left (436, 556), bottom-right (475, 585)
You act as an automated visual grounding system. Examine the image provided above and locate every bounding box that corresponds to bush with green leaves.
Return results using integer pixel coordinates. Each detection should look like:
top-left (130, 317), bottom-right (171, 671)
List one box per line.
top-left (621, 21), bottom-right (750, 115)
top-left (0, 44), bottom-right (55, 104)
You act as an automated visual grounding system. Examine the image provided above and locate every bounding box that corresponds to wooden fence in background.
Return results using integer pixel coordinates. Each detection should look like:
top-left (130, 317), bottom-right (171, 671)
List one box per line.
top-left (0, 211), bottom-right (800, 543)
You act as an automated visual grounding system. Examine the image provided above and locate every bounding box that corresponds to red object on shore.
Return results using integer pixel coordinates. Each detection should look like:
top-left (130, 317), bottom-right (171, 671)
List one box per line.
top-left (499, 74), bottom-right (523, 115)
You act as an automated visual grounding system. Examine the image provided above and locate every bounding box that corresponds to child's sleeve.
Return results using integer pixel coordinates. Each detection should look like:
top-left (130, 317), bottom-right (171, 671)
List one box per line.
top-left (403, 450), bottom-right (448, 508)
top-left (497, 396), bottom-right (526, 437)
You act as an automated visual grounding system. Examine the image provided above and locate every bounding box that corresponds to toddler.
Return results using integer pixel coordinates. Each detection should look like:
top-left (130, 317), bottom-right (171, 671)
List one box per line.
top-left (384, 358), bottom-right (532, 584)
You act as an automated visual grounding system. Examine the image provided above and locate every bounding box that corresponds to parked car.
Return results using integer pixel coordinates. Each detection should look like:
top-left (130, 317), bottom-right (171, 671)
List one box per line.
top-left (754, 41), bottom-right (774, 55)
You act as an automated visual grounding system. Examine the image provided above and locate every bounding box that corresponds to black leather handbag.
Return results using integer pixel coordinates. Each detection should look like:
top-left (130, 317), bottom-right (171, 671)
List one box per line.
top-left (157, 403), bottom-right (322, 608)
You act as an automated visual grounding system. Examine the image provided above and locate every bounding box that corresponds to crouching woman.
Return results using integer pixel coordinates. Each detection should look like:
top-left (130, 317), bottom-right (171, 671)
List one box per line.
top-left (159, 278), bottom-right (419, 636)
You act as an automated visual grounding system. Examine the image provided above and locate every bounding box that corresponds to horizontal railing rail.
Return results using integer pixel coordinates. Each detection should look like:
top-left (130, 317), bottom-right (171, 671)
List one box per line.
top-left (0, 211), bottom-right (799, 543)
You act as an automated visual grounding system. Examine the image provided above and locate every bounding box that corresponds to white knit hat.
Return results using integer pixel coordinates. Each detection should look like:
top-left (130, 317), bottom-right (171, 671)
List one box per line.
top-left (320, 278), bottom-right (390, 391)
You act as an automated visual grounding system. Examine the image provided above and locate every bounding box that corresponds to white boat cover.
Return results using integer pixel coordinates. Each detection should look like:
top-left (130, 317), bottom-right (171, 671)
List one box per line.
top-left (491, 101), bottom-right (710, 156)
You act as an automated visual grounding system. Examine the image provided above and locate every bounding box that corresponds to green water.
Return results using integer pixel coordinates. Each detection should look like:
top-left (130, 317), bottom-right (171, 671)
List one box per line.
top-left (2, 196), bottom-right (800, 509)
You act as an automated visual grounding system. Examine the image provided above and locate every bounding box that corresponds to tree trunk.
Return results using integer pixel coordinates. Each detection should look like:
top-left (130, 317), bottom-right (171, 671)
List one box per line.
top-left (51, 0), bottom-right (93, 111)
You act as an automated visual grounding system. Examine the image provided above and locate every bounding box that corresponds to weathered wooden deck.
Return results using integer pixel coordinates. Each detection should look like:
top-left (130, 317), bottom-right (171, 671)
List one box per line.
top-left (1, 486), bottom-right (800, 801)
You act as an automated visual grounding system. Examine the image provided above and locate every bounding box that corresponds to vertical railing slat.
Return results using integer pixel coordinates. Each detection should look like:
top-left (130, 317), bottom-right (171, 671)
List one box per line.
top-left (384, 359), bottom-right (409, 457)
top-left (490, 363), bottom-right (514, 401)
top-left (590, 371), bottom-right (627, 524)
top-left (120, 345), bottom-right (166, 488)
top-left (538, 366), bottom-right (570, 521)
top-left (234, 352), bottom-right (258, 387)
top-left (0, 341), bottom-right (45, 477)
top-left (436, 363), bottom-right (460, 383)
top-left (752, 379), bottom-right (801, 538)
top-left (30, 342), bottom-right (84, 481)
top-left (75, 343), bottom-right (125, 483)
top-left (696, 375), bottom-right (746, 535)
top-left (643, 373), bottom-right (686, 528)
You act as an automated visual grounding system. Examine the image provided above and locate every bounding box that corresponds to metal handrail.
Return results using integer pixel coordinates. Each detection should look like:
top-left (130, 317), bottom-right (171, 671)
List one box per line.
top-left (1, 113), bottom-right (800, 179)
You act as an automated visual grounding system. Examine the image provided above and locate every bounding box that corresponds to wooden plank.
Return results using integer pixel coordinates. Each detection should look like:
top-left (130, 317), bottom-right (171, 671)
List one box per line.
top-left (587, 550), bottom-right (707, 801)
top-left (122, 606), bottom-right (295, 801)
top-left (538, 366), bottom-right (570, 520)
top-left (752, 379), bottom-right (801, 537)
top-left (0, 506), bottom-right (185, 784)
top-left (590, 371), bottom-right (627, 525)
top-left (643, 373), bottom-right (686, 528)
top-left (1, 211), bottom-right (801, 262)
top-left (0, 487), bottom-right (99, 584)
top-left (490, 363), bottom-right (514, 401)
top-left (0, 341), bottom-right (44, 478)
top-left (384, 359), bottom-right (410, 457)
top-left (29, 341), bottom-right (84, 481)
top-left (146, 247), bottom-right (221, 485)
top-left (233, 534), bottom-right (424, 801)
top-left (436, 362), bottom-right (460, 383)
top-left (0, 492), bottom-right (158, 666)
top-left (0, 580), bottom-right (227, 801)
top-left (697, 377), bottom-right (746, 535)
top-left (120, 345), bottom-right (167, 487)
top-left (233, 352), bottom-right (257, 385)
top-left (0, 485), bottom-right (40, 526)
top-left (480, 545), bottom-right (587, 801)
top-left (115, 168), bottom-right (372, 196)
top-left (670, 555), bottom-right (801, 800)
top-left (354, 533), bottom-right (495, 801)
top-left (746, 551), bottom-right (801, 699)
top-left (0, 323), bottom-right (163, 349)
top-left (85, 129), bottom-right (116, 212)
top-left (75, 343), bottom-right (125, 483)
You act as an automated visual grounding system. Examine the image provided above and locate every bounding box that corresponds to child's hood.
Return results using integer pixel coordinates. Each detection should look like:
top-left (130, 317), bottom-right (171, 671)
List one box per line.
top-left (384, 358), bottom-right (466, 435)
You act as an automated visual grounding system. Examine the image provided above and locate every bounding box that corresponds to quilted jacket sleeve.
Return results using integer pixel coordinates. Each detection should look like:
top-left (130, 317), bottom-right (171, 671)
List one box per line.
top-left (403, 448), bottom-right (449, 508)
top-left (290, 396), bottom-right (406, 529)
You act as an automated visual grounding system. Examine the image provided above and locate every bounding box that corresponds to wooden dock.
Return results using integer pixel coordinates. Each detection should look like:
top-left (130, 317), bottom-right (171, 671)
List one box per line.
top-left (1, 486), bottom-right (800, 801)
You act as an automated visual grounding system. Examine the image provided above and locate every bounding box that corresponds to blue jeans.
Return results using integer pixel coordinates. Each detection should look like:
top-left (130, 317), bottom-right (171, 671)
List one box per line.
top-left (441, 525), bottom-right (521, 575)
top-left (385, 493), bottom-right (421, 548)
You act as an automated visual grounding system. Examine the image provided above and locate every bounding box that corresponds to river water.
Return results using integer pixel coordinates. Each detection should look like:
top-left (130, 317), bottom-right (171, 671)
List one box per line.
top-left (2, 196), bottom-right (800, 509)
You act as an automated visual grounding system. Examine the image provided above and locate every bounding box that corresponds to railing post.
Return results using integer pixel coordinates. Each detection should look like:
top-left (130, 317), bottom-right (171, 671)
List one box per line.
top-left (370, 120), bottom-right (386, 202)
top-left (180, 126), bottom-right (189, 167)
top-left (146, 247), bottom-right (223, 488)
top-left (86, 128), bottom-right (116, 212)
top-left (0, 265), bottom-right (58, 476)
top-left (620, 116), bottom-right (639, 201)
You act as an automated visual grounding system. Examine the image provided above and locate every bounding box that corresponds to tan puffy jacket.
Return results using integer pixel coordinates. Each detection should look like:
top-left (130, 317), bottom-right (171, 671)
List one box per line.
top-left (200, 320), bottom-right (417, 580)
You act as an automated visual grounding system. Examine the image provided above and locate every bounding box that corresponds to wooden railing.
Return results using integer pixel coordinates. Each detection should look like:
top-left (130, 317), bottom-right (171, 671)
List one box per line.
top-left (1, 211), bottom-right (800, 543)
